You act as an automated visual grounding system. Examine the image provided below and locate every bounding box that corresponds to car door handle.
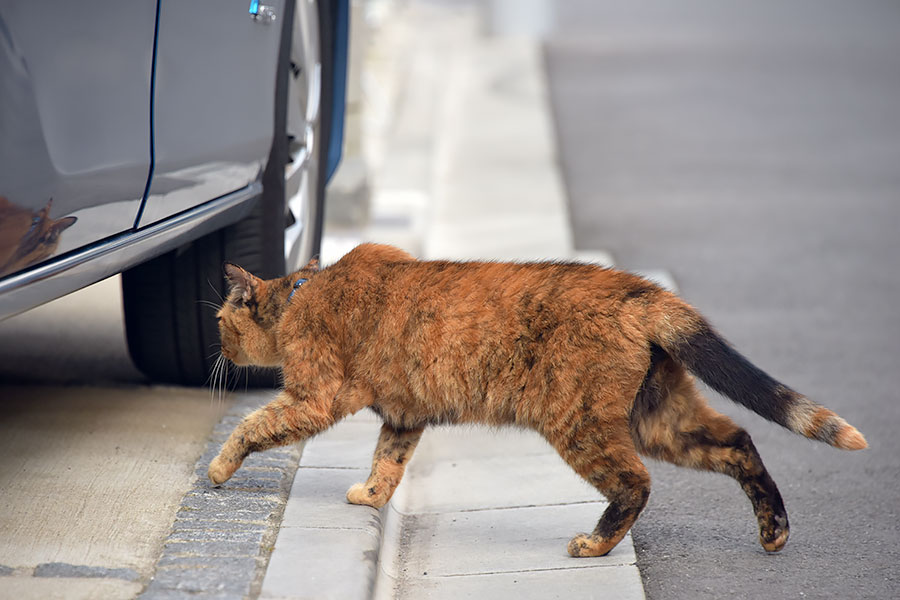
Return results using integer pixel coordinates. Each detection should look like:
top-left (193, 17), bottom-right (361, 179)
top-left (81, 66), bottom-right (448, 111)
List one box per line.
top-left (249, 0), bottom-right (277, 24)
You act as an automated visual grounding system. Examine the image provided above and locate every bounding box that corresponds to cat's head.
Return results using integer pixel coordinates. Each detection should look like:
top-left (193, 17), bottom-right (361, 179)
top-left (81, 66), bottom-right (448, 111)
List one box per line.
top-left (217, 257), bottom-right (320, 367)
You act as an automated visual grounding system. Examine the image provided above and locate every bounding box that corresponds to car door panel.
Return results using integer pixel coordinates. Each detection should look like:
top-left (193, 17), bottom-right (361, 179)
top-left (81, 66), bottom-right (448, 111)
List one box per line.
top-left (139, 0), bottom-right (284, 228)
top-left (0, 0), bottom-right (156, 277)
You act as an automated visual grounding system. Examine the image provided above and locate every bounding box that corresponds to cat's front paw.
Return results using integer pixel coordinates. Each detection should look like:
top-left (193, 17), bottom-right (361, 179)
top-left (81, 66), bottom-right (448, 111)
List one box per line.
top-left (346, 482), bottom-right (386, 508)
top-left (208, 454), bottom-right (239, 485)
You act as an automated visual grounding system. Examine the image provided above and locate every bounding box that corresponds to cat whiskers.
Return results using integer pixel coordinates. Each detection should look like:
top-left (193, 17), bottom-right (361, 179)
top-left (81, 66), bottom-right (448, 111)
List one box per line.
top-left (206, 278), bottom-right (225, 304)
top-left (198, 297), bottom-right (227, 407)
top-left (197, 299), bottom-right (223, 313)
top-left (207, 352), bottom-right (231, 407)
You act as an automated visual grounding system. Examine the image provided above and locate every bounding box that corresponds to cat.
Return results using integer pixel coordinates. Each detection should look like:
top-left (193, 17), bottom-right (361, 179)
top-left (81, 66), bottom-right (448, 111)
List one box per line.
top-left (0, 197), bottom-right (77, 277)
top-left (209, 243), bottom-right (866, 557)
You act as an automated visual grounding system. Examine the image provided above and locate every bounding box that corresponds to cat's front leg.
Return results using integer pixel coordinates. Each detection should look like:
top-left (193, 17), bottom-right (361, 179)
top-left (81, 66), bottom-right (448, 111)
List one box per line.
top-left (209, 384), bottom-right (340, 485)
top-left (347, 423), bottom-right (424, 508)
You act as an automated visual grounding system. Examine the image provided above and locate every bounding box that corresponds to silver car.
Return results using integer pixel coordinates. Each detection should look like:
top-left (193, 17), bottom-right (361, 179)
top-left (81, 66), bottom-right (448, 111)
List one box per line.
top-left (0, 0), bottom-right (348, 385)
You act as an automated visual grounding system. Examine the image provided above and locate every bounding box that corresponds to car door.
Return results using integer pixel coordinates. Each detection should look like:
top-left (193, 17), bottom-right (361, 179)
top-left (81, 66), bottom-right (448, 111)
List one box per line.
top-left (138, 0), bottom-right (285, 227)
top-left (0, 0), bottom-right (156, 278)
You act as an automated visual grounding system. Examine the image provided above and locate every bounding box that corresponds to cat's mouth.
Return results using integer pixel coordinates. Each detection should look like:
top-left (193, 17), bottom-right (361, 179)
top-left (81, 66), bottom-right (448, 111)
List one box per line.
top-left (221, 346), bottom-right (249, 366)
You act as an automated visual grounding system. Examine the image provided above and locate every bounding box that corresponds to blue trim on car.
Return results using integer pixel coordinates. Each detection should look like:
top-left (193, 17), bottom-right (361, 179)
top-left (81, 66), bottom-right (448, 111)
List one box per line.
top-left (325, 0), bottom-right (349, 182)
top-left (133, 0), bottom-right (160, 230)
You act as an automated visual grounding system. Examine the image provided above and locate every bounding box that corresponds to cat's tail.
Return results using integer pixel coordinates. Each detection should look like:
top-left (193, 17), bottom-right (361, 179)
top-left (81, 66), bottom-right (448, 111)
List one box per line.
top-left (650, 297), bottom-right (867, 450)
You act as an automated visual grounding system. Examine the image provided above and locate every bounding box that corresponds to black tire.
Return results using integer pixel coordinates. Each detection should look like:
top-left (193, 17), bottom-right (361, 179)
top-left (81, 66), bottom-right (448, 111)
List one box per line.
top-left (123, 0), bottom-right (333, 387)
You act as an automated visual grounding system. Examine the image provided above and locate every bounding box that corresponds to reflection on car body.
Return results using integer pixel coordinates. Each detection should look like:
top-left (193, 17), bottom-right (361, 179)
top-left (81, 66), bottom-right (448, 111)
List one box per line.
top-left (0, 197), bottom-right (77, 277)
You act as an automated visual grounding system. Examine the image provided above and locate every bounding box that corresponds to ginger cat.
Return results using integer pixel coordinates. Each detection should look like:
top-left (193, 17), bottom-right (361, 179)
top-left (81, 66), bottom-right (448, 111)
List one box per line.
top-left (209, 243), bottom-right (866, 557)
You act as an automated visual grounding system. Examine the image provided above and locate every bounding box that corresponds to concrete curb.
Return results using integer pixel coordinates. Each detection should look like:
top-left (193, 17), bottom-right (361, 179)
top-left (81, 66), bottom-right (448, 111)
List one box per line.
top-left (139, 393), bottom-right (302, 600)
top-left (259, 412), bottom-right (385, 600)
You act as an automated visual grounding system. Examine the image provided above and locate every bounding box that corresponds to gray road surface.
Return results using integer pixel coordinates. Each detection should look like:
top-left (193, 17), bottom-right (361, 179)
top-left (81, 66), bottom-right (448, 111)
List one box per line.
top-left (545, 1), bottom-right (900, 598)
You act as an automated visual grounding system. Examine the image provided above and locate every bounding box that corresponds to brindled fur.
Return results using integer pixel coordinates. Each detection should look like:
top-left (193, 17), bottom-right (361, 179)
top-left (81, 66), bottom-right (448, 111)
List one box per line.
top-left (209, 243), bottom-right (866, 557)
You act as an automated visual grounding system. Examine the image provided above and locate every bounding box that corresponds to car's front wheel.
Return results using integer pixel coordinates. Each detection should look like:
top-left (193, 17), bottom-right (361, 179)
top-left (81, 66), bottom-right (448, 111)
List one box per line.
top-left (122, 0), bottom-right (334, 387)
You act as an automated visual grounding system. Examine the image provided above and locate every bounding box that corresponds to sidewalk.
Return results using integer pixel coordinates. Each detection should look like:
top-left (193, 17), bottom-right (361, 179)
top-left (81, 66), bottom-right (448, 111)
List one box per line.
top-left (374, 428), bottom-right (644, 599)
top-left (261, 1), bottom-right (645, 598)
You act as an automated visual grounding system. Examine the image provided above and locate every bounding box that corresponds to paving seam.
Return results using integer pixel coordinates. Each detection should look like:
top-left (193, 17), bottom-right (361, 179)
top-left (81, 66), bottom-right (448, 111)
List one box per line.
top-left (420, 565), bottom-right (641, 578)
top-left (388, 499), bottom-right (605, 516)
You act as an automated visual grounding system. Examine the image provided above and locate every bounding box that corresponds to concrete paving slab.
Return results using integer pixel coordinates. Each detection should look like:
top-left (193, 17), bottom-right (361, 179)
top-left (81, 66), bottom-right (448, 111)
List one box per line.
top-left (393, 563), bottom-right (645, 600)
top-left (387, 503), bottom-right (634, 579)
top-left (297, 416), bottom-right (383, 469)
top-left (390, 426), bottom-right (602, 514)
top-left (392, 453), bottom-right (598, 515)
top-left (0, 578), bottom-right (143, 600)
top-left (260, 414), bottom-right (387, 600)
top-left (414, 426), bottom-right (561, 460)
top-left (259, 527), bottom-right (380, 600)
top-left (366, 190), bottom-right (429, 242)
top-left (378, 416), bottom-right (645, 598)
top-left (0, 385), bottom-right (228, 574)
top-left (425, 16), bottom-right (572, 263)
top-left (427, 209), bottom-right (572, 262)
top-left (280, 467), bottom-right (376, 530)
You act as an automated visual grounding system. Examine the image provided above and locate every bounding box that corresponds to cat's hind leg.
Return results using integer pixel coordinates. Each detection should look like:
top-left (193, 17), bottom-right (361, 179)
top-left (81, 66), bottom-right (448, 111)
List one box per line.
top-left (631, 357), bottom-right (789, 552)
top-left (347, 423), bottom-right (424, 508)
top-left (546, 411), bottom-right (651, 558)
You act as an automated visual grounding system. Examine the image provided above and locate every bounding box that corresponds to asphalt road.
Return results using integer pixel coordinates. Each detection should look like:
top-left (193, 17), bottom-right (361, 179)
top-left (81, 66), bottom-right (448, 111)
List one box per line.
top-left (545, 1), bottom-right (900, 598)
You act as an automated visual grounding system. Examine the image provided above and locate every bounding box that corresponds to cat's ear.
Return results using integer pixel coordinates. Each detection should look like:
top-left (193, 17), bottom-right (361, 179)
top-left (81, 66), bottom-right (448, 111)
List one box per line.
top-left (224, 262), bottom-right (259, 303)
top-left (303, 256), bottom-right (320, 272)
top-left (37, 198), bottom-right (53, 218)
top-left (51, 216), bottom-right (77, 234)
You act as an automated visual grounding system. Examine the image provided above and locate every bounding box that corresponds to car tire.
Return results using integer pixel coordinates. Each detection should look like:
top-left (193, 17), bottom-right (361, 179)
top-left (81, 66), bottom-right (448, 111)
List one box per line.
top-left (122, 0), bottom-right (334, 387)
